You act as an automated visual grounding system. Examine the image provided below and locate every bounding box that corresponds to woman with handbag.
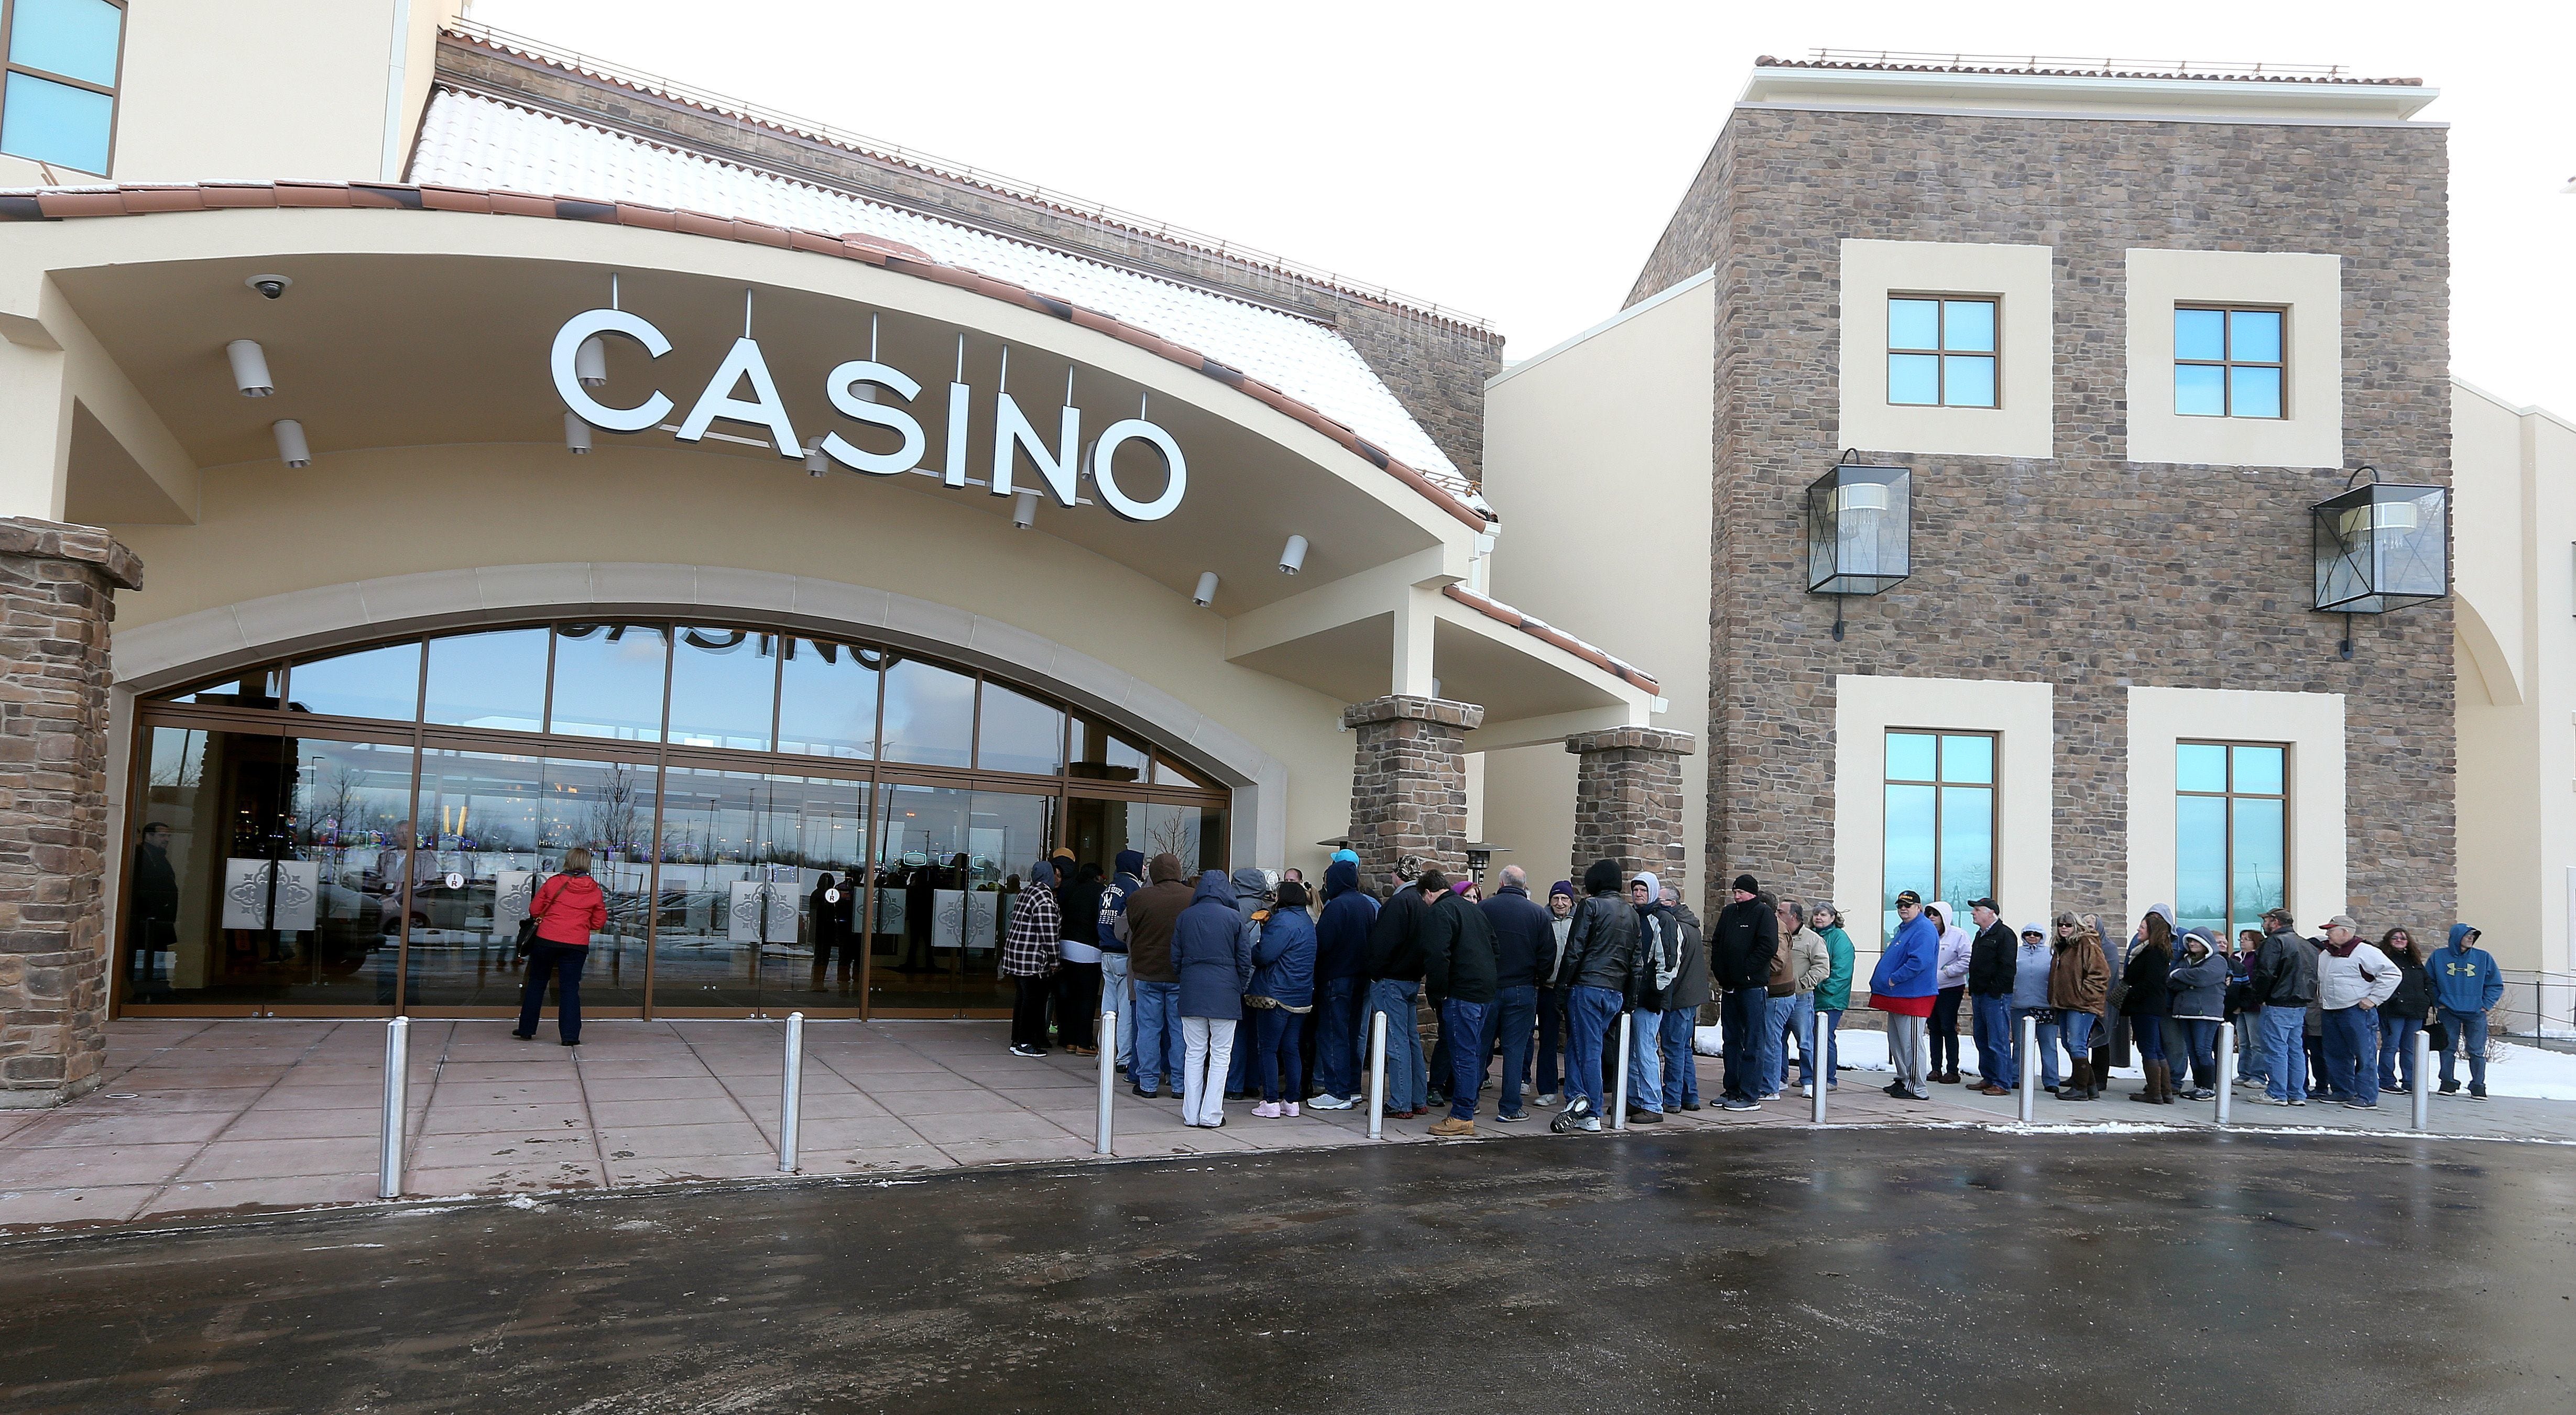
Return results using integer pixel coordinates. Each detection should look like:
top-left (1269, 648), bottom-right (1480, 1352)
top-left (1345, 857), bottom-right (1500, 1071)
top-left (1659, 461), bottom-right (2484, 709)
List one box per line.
top-left (514, 847), bottom-right (608, 1046)
top-left (2122, 907), bottom-right (2177, 1103)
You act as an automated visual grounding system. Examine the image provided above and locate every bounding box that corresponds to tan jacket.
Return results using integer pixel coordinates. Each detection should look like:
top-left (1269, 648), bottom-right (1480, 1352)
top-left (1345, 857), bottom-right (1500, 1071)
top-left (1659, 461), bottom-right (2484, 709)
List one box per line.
top-left (2048, 933), bottom-right (2109, 1014)
top-left (1788, 926), bottom-right (1830, 993)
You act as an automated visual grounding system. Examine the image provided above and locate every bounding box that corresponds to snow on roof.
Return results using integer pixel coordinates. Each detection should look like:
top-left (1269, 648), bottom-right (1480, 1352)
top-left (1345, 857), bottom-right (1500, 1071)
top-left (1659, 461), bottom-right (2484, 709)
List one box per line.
top-left (410, 88), bottom-right (1472, 497)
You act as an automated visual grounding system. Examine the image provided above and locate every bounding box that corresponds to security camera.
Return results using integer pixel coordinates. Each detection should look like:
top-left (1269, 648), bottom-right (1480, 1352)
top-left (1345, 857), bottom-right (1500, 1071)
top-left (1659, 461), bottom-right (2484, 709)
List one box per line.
top-left (246, 273), bottom-right (293, 300)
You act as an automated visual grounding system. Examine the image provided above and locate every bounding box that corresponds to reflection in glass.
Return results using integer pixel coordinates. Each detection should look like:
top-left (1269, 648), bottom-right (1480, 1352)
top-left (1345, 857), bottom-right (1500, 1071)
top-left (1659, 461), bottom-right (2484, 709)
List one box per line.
top-left (1939, 733), bottom-right (1994, 786)
top-left (880, 657), bottom-right (973, 767)
top-left (1943, 355), bottom-right (1996, 408)
top-left (668, 626), bottom-right (776, 751)
top-left (2174, 363), bottom-right (2226, 417)
top-left (1883, 783), bottom-right (1935, 940)
top-left (1069, 714), bottom-right (1149, 783)
top-left (1063, 797), bottom-right (1225, 881)
top-left (2176, 794), bottom-right (2230, 937)
top-left (158, 665), bottom-right (282, 709)
top-left (1939, 785), bottom-right (1993, 915)
top-left (2176, 742), bottom-right (2229, 794)
top-left (977, 681), bottom-right (1063, 776)
top-left (286, 641), bottom-right (421, 722)
top-left (2229, 309), bottom-right (2283, 363)
top-left (1, 70), bottom-right (112, 173)
top-left (868, 782), bottom-right (1054, 1015)
top-left (2174, 308), bottom-right (2227, 362)
top-left (1151, 754), bottom-right (1218, 789)
top-left (2232, 745), bottom-right (2285, 796)
top-left (2230, 365), bottom-right (2283, 419)
top-left (651, 768), bottom-right (872, 1011)
top-left (2232, 797), bottom-right (2287, 929)
top-left (425, 629), bottom-right (547, 731)
top-left (11, 0), bottom-right (126, 86)
top-left (551, 624), bottom-right (668, 741)
top-left (1887, 298), bottom-right (1940, 349)
top-left (1942, 299), bottom-right (1996, 353)
top-left (1885, 731), bottom-right (1937, 783)
top-left (1887, 353), bottom-right (1939, 406)
top-left (777, 638), bottom-right (880, 760)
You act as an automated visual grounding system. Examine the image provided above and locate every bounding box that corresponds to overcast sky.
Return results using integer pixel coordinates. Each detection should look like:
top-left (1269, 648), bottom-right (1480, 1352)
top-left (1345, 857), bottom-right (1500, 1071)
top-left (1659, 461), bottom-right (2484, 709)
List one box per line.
top-left (469, 0), bottom-right (2572, 411)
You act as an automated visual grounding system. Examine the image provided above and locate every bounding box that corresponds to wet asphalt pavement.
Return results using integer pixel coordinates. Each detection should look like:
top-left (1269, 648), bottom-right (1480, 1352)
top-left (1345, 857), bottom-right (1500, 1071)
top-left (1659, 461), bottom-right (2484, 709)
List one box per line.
top-left (4, 1127), bottom-right (2572, 1413)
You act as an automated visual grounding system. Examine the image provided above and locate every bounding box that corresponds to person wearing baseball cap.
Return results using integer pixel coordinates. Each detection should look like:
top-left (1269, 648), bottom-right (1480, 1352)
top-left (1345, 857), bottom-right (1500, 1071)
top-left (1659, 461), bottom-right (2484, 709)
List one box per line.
top-left (2250, 907), bottom-right (2319, 1105)
top-left (1965, 897), bottom-right (2018, 1095)
top-left (2318, 915), bottom-right (2399, 1109)
top-left (1870, 890), bottom-right (1941, 1100)
top-left (1532, 879), bottom-right (1578, 1107)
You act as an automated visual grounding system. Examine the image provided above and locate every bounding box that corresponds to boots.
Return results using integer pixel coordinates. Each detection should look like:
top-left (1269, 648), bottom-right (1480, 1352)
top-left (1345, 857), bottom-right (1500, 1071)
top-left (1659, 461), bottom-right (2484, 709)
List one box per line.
top-left (2129, 1059), bottom-right (2166, 1104)
top-left (2055, 1059), bottom-right (2093, 1101)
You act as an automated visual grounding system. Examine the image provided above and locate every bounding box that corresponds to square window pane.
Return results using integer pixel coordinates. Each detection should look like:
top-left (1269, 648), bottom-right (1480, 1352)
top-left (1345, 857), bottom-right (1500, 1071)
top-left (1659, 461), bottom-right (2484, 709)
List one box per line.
top-left (9, 0), bottom-right (123, 87)
top-left (2174, 308), bottom-right (2226, 363)
top-left (424, 629), bottom-right (547, 732)
top-left (1884, 783), bottom-right (1936, 937)
top-left (2174, 363), bottom-right (2225, 417)
top-left (1942, 355), bottom-right (1996, 408)
top-left (550, 624), bottom-right (668, 742)
top-left (1940, 786), bottom-right (1994, 903)
top-left (2229, 309), bottom-right (2283, 364)
top-left (2176, 743), bottom-right (2228, 794)
top-left (879, 657), bottom-right (974, 768)
top-left (286, 641), bottom-right (421, 722)
top-left (667, 627), bottom-right (776, 752)
top-left (2175, 794), bottom-right (2230, 937)
top-left (1887, 298), bottom-right (1940, 350)
top-left (777, 638), bottom-right (880, 760)
top-left (0, 71), bottom-right (111, 173)
top-left (2231, 745), bottom-right (2285, 796)
top-left (1887, 353), bottom-right (1939, 405)
top-left (1939, 734), bottom-right (1994, 785)
top-left (976, 680), bottom-right (1064, 776)
top-left (2232, 797), bottom-right (2287, 927)
top-left (1885, 731), bottom-right (1937, 783)
top-left (2230, 365), bottom-right (2283, 419)
top-left (1942, 300), bottom-right (1996, 353)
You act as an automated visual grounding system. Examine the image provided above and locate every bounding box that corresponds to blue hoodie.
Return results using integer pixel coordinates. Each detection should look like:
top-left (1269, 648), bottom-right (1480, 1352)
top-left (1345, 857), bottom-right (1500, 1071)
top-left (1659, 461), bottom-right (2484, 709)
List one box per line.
top-left (2430, 924), bottom-right (2505, 1014)
top-left (1313, 858), bottom-right (1379, 983)
top-left (1172, 870), bottom-right (1252, 1018)
top-left (1096, 849), bottom-right (1145, 954)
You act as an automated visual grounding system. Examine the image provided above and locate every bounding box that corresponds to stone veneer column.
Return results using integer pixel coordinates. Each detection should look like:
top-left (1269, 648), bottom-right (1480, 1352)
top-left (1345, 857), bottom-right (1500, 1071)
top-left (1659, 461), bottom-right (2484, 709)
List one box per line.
top-left (0, 518), bottom-right (142, 1109)
top-left (1340, 695), bottom-right (1485, 887)
top-left (1566, 727), bottom-right (1695, 885)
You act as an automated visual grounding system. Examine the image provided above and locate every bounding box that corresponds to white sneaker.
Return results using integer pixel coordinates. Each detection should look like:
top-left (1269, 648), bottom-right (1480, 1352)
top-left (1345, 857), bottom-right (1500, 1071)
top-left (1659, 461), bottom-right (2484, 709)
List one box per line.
top-left (1284, 1102), bottom-right (1300, 1117)
top-left (1534, 1092), bottom-right (1560, 1109)
top-left (1307, 1093), bottom-right (1354, 1111)
top-left (1577, 1116), bottom-right (1601, 1132)
top-left (1800, 1084), bottom-right (1813, 1097)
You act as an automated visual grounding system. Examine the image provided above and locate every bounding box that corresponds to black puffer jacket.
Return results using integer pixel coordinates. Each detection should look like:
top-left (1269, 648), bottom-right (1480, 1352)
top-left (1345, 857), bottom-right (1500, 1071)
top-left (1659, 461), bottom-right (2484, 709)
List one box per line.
top-left (1708, 896), bottom-right (1779, 992)
top-left (1967, 920), bottom-right (2018, 996)
top-left (2120, 941), bottom-right (2174, 1018)
top-left (1422, 891), bottom-right (1499, 1005)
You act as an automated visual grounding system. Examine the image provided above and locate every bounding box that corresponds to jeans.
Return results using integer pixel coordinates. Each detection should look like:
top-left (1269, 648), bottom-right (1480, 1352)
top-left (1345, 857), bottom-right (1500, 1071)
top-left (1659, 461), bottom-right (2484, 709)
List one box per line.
top-left (516, 941), bottom-right (590, 1043)
top-left (1814, 1006), bottom-right (1843, 1087)
top-left (1365, 980), bottom-right (1427, 1113)
top-left (2233, 1008), bottom-right (2269, 1081)
top-left (2437, 1006), bottom-right (2490, 1091)
top-left (1930, 986), bottom-right (1964, 1074)
top-left (1625, 1008), bottom-right (1664, 1112)
top-left (1760, 994), bottom-right (1795, 1095)
top-left (2131, 1013), bottom-right (2168, 1062)
top-left (1100, 953), bottom-right (1133, 1071)
top-left (1313, 975), bottom-right (1363, 1100)
top-left (2177, 1018), bottom-right (2219, 1090)
top-left (1885, 1012), bottom-right (1928, 1095)
top-left (1253, 1007), bottom-right (1305, 1103)
top-left (2323, 1007), bottom-right (2381, 1105)
top-left (1441, 998), bottom-right (1491, 1120)
top-left (1180, 1016), bottom-right (1238, 1126)
top-left (2259, 1005), bottom-right (2308, 1101)
top-left (1970, 993), bottom-right (2014, 1088)
top-left (1131, 980), bottom-right (1183, 1095)
top-left (1535, 987), bottom-right (1563, 1095)
top-left (1564, 985), bottom-right (1623, 1116)
top-left (1227, 1004), bottom-right (1256, 1094)
top-left (2012, 1006), bottom-right (2059, 1088)
top-left (2378, 1012), bottom-right (2423, 1092)
top-left (1489, 985), bottom-right (1537, 1115)
top-left (1719, 988), bottom-right (1767, 1101)
top-left (1778, 993), bottom-right (1816, 1089)
top-left (1658, 1004), bottom-right (1699, 1107)
top-left (2058, 1008), bottom-right (2095, 1067)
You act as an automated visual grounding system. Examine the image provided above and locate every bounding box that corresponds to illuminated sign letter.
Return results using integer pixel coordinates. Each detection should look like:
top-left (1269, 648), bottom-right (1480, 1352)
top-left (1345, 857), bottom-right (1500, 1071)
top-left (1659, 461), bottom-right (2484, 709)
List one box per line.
top-left (1089, 419), bottom-right (1186, 522)
top-left (992, 392), bottom-right (1081, 507)
top-left (820, 361), bottom-right (925, 475)
top-left (551, 309), bottom-right (674, 433)
top-left (678, 337), bottom-right (801, 458)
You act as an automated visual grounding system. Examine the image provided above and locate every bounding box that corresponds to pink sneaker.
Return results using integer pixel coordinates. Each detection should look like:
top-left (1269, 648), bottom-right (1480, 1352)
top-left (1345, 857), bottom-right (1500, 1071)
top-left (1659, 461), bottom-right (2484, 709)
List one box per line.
top-left (1283, 1102), bottom-right (1301, 1117)
top-left (1251, 1101), bottom-right (1282, 1118)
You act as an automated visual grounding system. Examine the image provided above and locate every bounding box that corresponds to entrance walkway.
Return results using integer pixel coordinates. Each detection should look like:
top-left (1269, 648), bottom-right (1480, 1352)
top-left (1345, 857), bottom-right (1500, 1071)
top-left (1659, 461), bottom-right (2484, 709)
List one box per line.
top-left (4, 1018), bottom-right (2571, 1233)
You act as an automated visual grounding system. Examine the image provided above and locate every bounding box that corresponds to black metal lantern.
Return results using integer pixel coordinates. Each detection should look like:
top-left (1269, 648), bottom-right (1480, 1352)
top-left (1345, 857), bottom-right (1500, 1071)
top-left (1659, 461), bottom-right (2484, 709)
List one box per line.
top-left (1806, 454), bottom-right (1912, 640)
top-left (2312, 465), bottom-right (2449, 659)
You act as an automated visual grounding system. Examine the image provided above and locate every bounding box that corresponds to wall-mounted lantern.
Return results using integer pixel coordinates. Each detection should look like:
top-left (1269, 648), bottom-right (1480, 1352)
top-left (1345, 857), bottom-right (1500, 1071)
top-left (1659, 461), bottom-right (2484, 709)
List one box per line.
top-left (1806, 453), bottom-right (1912, 640)
top-left (2312, 465), bottom-right (2449, 659)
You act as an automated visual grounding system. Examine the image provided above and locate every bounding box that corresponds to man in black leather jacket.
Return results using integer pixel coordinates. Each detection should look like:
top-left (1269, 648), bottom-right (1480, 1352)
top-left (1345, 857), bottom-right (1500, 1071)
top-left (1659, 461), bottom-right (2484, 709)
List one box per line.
top-left (1551, 859), bottom-right (1636, 1133)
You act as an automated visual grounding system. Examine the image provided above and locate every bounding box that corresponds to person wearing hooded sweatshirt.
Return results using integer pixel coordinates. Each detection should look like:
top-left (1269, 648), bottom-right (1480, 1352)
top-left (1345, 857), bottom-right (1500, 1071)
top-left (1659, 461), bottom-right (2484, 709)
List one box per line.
top-left (1965, 898), bottom-right (2019, 1095)
top-left (1363, 870), bottom-right (1438, 1118)
top-left (1056, 862), bottom-right (1105, 1056)
top-left (1000, 860), bottom-right (1063, 1057)
top-left (2251, 906), bottom-right (2319, 1105)
top-left (1224, 867), bottom-right (1275, 1101)
top-left (2432, 923), bottom-right (2505, 1099)
top-left (1422, 877), bottom-right (1501, 1136)
top-left (1536, 880), bottom-right (1578, 1106)
top-left (1308, 855), bottom-right (1378, 1110)
top-left (1169, 871), bottom-right (1253, 1128)
top-left (1709, 873), bottom-right (1779, 1110)
top-left (1551, 859), bottom-right (1636, 1133)
top-left (1659, 884), bottom-right (1710, 1113)
top-left (2047, 913), bottom-right (2109, 1102)
top-left (2318, 915), bottom-right (2400, 1110)
top-left (515, 846), bottom-right (609, 1046)
top-left (1810, 903), bottom-right (1856, 1094)
top-left (1621, 873), bottom-right (1680, 1123)
top-left (1097, 850), bottom-right (1145, 1077)
top-left (1927, 902), bottom-right (1972, 1085)
top-left (1247, 879), bottom-right (1317, 1118)
top-left (1120, 853), bottom-right (1195, 1099)
top-left (1481, 865), bottom-right (1557, 1123)
top-left (2167, 928), bottom-right (2231, 1100)
top-left (2010, 922), bottom-right (2057, 1093)
top-left (1871, 891), bottom-right (1941, 1100)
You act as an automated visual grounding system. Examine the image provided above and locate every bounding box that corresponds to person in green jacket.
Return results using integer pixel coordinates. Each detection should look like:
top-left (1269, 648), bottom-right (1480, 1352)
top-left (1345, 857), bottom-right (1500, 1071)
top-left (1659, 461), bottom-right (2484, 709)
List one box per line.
top-left (1806, 902), bottom-right (1857, 1094)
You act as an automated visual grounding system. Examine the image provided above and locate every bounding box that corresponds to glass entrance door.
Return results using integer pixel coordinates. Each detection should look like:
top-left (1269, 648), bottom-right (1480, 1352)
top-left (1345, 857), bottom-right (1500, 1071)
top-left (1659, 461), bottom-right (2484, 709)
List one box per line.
top-left (867, 781), bottom-right (1055, 1016)
top-left (650, 766), bottom-right (871, 1013)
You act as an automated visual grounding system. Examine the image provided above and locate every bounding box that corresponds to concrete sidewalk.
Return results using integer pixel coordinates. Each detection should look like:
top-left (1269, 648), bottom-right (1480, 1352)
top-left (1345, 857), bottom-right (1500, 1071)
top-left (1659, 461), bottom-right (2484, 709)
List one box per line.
top-left (3, 1017), bottom-right (2567, 1233)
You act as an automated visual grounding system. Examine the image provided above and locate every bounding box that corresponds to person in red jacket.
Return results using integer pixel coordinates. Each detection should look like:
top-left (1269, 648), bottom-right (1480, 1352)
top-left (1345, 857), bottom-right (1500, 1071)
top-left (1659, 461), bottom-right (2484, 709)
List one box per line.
top-left (515, 846), bottom-right (608, 1046)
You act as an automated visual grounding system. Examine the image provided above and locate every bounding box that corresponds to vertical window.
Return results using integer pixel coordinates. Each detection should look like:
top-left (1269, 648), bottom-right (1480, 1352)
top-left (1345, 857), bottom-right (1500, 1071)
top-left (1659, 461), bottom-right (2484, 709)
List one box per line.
top-left (2175, 742), bottom-right (2287, 939)
top-left (2174, 306), bottom-right (2284, 419)
top-left (1883, 730), bottom-right (1996, 937)
top-left (0, 0), bottom-right (124, 175)
top-left (1887, 297), bottom-right (1998, 408)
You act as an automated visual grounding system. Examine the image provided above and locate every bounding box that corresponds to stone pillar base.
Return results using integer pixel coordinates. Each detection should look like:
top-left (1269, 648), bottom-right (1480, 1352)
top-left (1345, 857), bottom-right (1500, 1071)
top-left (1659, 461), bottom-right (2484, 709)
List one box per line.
top-left (1566, 726), bottom-right (1694, 889)
top-left (1341, 694), bottom-right (1485, 890)
top-left (0, 518), bottom-right (141, 1110)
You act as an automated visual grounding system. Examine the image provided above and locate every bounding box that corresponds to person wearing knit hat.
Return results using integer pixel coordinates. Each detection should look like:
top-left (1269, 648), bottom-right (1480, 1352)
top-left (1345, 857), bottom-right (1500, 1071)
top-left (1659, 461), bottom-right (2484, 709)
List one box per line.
top-left (1534, 880), bottom-right (1577, 1106)
top-left (1709, 873), bottom-right (1780, 1109)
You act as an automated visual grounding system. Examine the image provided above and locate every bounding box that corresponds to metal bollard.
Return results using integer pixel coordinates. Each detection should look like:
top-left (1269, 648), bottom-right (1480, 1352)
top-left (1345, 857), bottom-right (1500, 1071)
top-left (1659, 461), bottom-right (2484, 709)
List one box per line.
top-left (1810, 1011), bottom-right (1827, 1125)
top-left (2413, 1027), bottom-right (2432, 1132)
top-left (1096, 1011), bottom-right (1118, 1157)
top-left (2215, 1021), bottom-right (2236, 1126)
top-left (1367, 1008), bottom-right (1388, 1140)
top-left (2017, 1016), bottom-right (2038, 1123)
top-left (778, 1012), bottom-right (805, 1174)
top-left (378, 1016), bottom-right (409, 1200)
top-left (1612, 1013), bottom-right (1632, 1131)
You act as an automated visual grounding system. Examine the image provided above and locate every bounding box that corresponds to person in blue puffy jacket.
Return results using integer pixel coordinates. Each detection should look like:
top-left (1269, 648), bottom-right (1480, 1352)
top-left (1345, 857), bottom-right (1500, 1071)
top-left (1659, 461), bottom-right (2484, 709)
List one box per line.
top-left (1248, 880), bottom-right (1317, 1117)
top-left (1870, 891), bottom-right (1941, 1100)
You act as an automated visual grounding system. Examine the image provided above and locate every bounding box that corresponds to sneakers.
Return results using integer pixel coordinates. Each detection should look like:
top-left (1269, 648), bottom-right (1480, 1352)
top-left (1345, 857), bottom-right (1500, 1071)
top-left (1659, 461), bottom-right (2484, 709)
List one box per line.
top-left (1308, 1093), bottom-right (1355, 1111)
top-left (2439, 1080), bottom-right (2461, 1095)
top-left (1131, 1083), bottom-right (1157, 1098)
top-left (1883, 1082), bottom-right (1909, 1098)
top-left (1977, 1084), bottom-right (2011, 1097)
top-left (2288, 1098), bottom-right (2309, 1106)
top-left (1495, 1110), bottom-right (1530, 1123)
top-left (1251, 1101), bottom-right (1283, 1118)
top-left (1429, 1116), bottom-right (1477, 1138)
top-left (2344, 1100), bottom-right (2381, 1110)
top-left (1424, 1089), bottom-right (1448, 1108)
top-left (1719, 1098), bottom-right (1759, 1112)
top-left (1577, 1116), bottom-right (1602, 1132)
top-left (1008, 1044), bottom-right (1047, 1058)
top-left (1799, 1084), bottom-right (1813, 1098)
top-left (2468, 1088), bottom-right (2490, 1102)
top-left (1550, 1098), bottom-right (1593, 1134)
top-left (1283, 1102), bottom-right (1301, 1117)
top-left (1534, 1092), bottom-right (1561, 1109)
top-left (1678, 1100), bottom-right (1702, 1112)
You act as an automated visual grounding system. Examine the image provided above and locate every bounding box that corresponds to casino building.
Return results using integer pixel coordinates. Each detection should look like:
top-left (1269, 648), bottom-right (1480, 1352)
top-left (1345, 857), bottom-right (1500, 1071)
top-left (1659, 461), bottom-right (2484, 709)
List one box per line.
top-left (0, 5), bottom-right (2566, 1105)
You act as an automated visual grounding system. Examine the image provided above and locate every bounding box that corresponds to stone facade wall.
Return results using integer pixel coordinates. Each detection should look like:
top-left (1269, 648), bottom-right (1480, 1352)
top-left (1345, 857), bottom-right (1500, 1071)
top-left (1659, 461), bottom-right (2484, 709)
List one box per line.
top-left (1658, 106), bottom-right (2454, 936)
top-left (0, 518), bottom-right (141, 1107)
top-left (435, 39), bottom-right (1505, 480)
top-left (1340, 695), bottom-right (1483, 888)
top-left (1566, 727), bottom-right (1694, 883)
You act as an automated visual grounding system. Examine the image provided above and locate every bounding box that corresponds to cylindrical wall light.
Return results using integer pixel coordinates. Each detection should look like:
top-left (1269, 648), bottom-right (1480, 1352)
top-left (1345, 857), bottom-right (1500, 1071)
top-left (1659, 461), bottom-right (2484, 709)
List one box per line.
top-left (227, 339), bottom-right (275, 397)
top-left (575, 335), bottom-right (608, 388)
top-left (1011, 491), bottom-right (1039, 530)
top-left (1191, 571), bottom-right (1219, 608)
top-left (565, 412), bottom-right (593, 454)
top-left (272, 419), bottom-right (311, 468)
top-left (804, 437), bottom-right (828, 476)
top-left (1279, 534), bottom-right (1309, 575)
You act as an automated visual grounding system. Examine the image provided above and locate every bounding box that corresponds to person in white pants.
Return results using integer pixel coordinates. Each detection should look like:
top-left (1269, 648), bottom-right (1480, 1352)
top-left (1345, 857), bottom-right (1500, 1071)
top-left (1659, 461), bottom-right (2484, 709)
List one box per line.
top-left (1181, 1017), bottom-right (1240, 1127)
top-left (1171, 869), bottom-right (1254, 1128)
